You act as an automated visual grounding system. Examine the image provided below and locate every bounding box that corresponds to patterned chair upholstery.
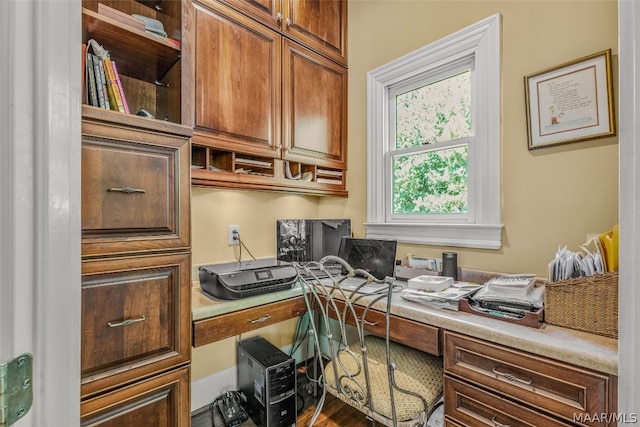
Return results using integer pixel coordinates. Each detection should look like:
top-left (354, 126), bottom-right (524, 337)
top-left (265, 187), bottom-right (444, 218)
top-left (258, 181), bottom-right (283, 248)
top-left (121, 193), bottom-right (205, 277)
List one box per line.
top-left (297, 256), bottom-right (443, 427)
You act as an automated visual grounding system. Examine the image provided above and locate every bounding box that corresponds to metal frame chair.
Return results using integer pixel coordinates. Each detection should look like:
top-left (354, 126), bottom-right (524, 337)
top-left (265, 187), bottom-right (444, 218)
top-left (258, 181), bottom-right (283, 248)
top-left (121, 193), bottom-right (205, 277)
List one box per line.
top-left (297, 256), bottom-right (443, 427)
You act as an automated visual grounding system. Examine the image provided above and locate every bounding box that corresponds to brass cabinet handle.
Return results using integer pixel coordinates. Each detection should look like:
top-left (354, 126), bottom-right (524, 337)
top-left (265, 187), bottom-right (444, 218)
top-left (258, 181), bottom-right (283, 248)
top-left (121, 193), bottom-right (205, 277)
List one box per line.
top-left (107, 187), bottom-right (146, 194)
top-left (108, 316), bottom-right (146, 328)
top-left (249, 314), bottom-right (272, 324)
top-left (492, 367), bottom-right (533, 385)
top-left (491, 416), bottom-right (511, 427)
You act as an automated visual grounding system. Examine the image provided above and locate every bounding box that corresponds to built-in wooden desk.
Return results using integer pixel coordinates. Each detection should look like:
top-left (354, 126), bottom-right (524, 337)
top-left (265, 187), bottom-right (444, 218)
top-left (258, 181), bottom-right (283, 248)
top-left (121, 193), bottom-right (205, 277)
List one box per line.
top-left (192, 280), bottom-right (617, 373)
top-left (193, 276), bottom-right (619, 425)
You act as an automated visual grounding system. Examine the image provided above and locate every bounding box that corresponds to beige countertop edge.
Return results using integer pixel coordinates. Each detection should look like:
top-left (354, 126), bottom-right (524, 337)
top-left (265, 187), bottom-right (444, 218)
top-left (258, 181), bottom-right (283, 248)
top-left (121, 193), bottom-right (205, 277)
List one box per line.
top-left (191, 282), bottom-right (618, 376)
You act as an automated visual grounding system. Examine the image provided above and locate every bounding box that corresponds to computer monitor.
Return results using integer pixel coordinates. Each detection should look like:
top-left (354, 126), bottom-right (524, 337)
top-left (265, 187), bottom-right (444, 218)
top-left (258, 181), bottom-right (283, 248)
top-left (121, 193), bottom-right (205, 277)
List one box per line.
top-left (276, 218), bottom-right (352, 263)
top-left (337, 237), bottom-right (398, 280)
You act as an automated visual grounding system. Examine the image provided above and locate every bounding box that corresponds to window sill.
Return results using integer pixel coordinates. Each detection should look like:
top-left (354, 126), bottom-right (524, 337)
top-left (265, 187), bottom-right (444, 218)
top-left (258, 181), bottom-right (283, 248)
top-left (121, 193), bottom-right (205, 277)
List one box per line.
top-left (365, 222), bottom-right (503, 250)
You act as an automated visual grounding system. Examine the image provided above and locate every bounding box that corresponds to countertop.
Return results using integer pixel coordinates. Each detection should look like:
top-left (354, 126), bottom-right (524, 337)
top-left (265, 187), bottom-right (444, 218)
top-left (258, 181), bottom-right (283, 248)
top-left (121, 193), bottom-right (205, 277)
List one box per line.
top-left (192, 279), bottom-right (618, 376)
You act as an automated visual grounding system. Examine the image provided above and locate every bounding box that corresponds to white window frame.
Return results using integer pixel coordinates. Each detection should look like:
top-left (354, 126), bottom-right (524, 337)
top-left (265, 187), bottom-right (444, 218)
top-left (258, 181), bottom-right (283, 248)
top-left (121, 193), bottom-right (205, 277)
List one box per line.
top-left (366, 13), bottom-right (503, 250)
top-left (387, 60), bottom-right (474, 223)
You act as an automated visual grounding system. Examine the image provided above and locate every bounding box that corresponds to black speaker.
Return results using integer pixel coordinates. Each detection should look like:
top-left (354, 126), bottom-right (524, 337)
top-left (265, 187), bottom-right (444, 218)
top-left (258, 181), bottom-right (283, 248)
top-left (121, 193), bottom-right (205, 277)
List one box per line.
top-left (237, 336), bottom-right (297, 427)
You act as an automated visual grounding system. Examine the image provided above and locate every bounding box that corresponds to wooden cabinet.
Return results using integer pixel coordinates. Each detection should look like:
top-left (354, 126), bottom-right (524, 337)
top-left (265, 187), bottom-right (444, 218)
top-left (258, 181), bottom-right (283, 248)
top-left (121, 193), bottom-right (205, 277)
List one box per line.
top-left (220, 0), bottom-right (347, 65)
top-left (81, 252), bottom-right (191, 397)
top-left (187, 0), bottom-right (347, 195)
top-left (443, 331), bottom-right (618, 427)
top-left (81, 110), bottom-right (191, 257)
top-left (282, 38), bottom-right (347, 167)
top-left (81, 366), bottom-right (190, 426)
top-left (81, 1), bottom-right (192, 425)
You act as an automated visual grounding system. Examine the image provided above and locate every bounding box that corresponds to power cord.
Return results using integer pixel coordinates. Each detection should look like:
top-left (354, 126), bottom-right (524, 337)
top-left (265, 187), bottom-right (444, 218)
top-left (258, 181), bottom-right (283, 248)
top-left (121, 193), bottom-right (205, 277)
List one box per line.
top-left (208, 390), bottom-right (248, 427)
top-left (232, 230), bottom-right (257, 262)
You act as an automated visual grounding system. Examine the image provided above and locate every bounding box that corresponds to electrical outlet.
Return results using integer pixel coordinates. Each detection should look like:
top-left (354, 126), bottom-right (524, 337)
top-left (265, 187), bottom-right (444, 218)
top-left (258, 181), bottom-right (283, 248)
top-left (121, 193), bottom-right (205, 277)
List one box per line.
top-left (228, 225), bottom-right (240, 245)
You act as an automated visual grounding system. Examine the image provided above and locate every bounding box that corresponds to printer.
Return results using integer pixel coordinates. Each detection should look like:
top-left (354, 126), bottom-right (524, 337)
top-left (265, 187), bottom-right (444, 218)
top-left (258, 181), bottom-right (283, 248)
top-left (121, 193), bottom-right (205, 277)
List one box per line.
top-left (199, 259), bottom-right (298, 300)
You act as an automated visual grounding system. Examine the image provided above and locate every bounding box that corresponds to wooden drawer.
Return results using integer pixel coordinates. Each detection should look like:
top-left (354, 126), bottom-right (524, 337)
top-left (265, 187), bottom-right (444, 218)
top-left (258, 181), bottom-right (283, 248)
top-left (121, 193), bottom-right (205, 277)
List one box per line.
top-left (81, 253), bottom-right (191, 398)
top-left (328, 299), bottom-right (440, 356)
top-left (193, 296), bottom-right (307, 347)
top-left (81, 119), bottom-right (190, 257)
top-left (81, 366), bottom-right (190, 426)
top-left (444, 331), bottom-right (613, 426)
top-left (444, 375), bottom-right (572, 426)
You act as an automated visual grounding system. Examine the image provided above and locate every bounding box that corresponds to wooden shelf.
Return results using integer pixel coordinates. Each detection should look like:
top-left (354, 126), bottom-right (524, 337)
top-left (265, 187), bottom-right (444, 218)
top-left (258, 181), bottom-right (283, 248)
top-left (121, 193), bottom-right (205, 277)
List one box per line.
top-left (82, 105), bottom-right (192, 137)
top-left (83, 8), bottom-right (180, 84)
top-left (191, 143), bottom-right (347, 196)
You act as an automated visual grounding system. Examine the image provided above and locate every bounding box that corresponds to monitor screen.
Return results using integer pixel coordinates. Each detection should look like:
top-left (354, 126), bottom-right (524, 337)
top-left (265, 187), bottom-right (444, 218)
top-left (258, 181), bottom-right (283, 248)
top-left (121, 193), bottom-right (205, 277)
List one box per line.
top-left (337, 237), bottom-right (398, 280)
top-left (276, 219), bottom-right (352, 263)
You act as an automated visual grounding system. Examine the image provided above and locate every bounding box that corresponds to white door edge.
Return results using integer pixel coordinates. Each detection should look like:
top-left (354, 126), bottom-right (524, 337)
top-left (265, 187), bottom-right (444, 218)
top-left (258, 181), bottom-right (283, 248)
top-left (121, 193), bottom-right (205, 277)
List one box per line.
top-left (0, 1), bottom-right (82, 426)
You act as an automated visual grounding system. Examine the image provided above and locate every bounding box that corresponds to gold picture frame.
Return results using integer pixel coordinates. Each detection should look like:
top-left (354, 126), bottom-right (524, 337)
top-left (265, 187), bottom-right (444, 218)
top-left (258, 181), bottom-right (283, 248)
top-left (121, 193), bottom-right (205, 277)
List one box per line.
top-left (525, 49), bottom-right (615, 150)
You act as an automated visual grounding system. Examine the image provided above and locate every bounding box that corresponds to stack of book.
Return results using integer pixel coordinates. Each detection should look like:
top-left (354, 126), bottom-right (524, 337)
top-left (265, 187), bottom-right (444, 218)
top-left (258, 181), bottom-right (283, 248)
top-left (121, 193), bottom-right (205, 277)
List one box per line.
top-left (83, 41), bottom-right (130, 114)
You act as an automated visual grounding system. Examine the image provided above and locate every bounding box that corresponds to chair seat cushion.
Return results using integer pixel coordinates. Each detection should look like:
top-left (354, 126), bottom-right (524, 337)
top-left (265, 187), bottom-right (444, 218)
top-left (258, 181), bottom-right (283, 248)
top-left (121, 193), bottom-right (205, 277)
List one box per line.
top-left (324, 335), bottom-right (443, 423)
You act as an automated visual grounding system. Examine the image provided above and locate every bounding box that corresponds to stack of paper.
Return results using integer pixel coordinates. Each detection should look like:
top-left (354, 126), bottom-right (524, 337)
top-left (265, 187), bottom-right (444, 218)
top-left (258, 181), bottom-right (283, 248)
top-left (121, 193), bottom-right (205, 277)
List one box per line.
top-left (548, 225), bottom-right (619, 282)
top-left (407, 275), bottom-right (453, 292)
top-left (485, 274), bottom-right (536, 297)
top-left (400, 282), bottom-right (481, 311)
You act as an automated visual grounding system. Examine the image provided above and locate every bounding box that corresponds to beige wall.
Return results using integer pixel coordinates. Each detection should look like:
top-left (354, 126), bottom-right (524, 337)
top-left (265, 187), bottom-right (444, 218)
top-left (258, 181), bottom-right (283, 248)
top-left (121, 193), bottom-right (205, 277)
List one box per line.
top-left (190, 188), bottom-right (327, 380)
top-left (192, 0), bottom-right (619, 381)
top-left (322, 0), bottom-right (619, 275)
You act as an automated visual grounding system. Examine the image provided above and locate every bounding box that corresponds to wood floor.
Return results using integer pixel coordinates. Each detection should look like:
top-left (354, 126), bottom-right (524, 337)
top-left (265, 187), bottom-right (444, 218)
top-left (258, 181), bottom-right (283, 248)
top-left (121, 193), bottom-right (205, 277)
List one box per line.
top-left (297, 393), bottom-right (373, 427)
top-left (192, 392), bottom-right (373, 427)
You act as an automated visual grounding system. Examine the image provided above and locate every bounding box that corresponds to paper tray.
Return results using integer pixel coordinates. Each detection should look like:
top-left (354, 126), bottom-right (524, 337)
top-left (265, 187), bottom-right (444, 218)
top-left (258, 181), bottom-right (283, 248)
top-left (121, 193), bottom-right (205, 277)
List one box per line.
top-left (458, 299), bottom-right (544, 329)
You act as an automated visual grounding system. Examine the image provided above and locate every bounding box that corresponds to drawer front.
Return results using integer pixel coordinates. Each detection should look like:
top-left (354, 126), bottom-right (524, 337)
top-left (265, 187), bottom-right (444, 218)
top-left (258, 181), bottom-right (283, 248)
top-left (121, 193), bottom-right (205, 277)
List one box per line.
top-left (81, 366), bottom-right (190, 427)
top-left (193, 296), bottom-right (307, 347)
top-left (445, 376), bottom-right (572, 427)
top-left (81, 253), bottom-right (191, 397)
top-left (81, 121), bottom-right (190, 256)
top-left (444, 331), bottom-right (611, 426)
top-left (327, 299), bottom-right (440, 356)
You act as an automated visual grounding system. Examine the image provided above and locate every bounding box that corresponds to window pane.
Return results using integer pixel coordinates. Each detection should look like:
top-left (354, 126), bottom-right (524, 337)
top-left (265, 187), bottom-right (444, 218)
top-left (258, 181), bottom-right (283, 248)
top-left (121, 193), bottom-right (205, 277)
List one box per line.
top-left (395, 71), bottom-right (471, 149)
top-left (392, 146), bottom-right (468, 214)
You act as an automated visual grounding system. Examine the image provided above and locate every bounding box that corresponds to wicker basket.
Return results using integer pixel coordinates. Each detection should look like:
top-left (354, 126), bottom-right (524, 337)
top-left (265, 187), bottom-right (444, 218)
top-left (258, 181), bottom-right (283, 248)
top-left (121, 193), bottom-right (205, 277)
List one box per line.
top-left (544, 271), bottom-right (618, 338)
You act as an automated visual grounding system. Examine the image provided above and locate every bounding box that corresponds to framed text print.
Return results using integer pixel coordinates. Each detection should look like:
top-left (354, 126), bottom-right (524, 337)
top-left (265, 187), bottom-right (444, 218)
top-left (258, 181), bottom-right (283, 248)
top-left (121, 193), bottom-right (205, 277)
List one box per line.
top-left (525, 49), bottom-right (615, 150)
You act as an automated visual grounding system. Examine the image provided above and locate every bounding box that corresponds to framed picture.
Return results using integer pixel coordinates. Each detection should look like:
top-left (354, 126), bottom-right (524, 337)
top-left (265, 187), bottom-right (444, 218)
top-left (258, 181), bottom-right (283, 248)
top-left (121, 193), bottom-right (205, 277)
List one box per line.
top-left (525, 49), bottom-right (615, 150)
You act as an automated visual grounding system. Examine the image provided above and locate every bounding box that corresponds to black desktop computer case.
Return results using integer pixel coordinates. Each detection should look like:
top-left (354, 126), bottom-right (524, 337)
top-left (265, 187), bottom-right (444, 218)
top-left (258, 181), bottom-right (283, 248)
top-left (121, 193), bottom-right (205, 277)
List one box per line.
top-left (237, 336), bottom-right (297, 427)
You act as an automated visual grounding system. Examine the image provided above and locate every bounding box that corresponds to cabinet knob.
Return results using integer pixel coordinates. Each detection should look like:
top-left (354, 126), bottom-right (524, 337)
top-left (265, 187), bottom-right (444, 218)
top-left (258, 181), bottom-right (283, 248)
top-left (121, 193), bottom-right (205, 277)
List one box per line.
top-left (276, 12), bottom-right (283, 22)
top-left (285, 18), bottom-right (291, 27)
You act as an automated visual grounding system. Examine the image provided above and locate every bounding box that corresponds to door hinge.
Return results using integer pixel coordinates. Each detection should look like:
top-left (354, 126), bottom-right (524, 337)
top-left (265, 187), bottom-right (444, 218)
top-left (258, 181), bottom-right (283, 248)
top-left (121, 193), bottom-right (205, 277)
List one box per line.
top-left (0, 354), bottom-right (33, 426)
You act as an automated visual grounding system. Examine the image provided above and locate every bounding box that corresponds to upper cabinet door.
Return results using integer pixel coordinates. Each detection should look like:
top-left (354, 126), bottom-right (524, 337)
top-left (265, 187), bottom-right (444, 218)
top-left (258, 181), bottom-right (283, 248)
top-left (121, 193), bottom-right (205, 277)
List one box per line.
top-left (193, 1), bottom-right (282, 158)
top-left (283, 0), bottom-right (346, 65)
top-left (282, 39), bottom-right (347, 169)
top-left (222, 0), bottom-right (347, 65)
top-left (221, 0), bottom-right (283, 29)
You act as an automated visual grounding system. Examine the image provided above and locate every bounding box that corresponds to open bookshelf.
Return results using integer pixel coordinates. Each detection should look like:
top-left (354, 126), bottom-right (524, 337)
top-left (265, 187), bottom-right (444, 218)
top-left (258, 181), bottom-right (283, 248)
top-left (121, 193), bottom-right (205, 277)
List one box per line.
top-left (82, 0), bottom-right (183, 124)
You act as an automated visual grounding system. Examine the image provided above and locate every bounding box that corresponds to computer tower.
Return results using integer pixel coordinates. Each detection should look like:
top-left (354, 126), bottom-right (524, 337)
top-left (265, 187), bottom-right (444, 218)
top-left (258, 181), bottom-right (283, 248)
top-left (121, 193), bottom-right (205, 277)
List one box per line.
top-left (237, 336), bottom-right (297, 427)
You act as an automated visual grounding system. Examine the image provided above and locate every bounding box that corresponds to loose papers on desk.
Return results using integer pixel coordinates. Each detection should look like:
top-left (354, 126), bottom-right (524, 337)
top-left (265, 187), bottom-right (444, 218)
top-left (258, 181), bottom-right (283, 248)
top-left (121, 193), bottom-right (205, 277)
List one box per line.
top-left (400, 282), bottom-right (481, 311)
